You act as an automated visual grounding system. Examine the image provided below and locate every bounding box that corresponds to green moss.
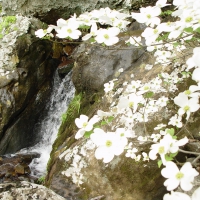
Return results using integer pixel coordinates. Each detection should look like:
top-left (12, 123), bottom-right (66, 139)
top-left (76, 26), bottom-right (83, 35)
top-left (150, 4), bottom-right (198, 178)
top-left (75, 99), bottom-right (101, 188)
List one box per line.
top-left (37, 176), bottom-right (46, 185)
top-left (61, 93), bottom-right (82, 123)
top-left (0, 16), bottom-right (17, 39)
top-left (46, 90), bottom-right (104, 184)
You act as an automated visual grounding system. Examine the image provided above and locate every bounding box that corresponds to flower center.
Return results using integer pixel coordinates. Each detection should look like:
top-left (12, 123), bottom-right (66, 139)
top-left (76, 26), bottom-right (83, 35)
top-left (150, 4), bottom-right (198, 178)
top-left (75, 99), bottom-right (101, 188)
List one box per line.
top-left (185, 90), bottom-right (191, 95)
top-left (144, 86), bottom-right (149, 90)
top-left (120, 133), bottom-right (124, 137)
top-left (106, 140), bottom-right (112, 147)
top-left (104, 34), bottom-right (109, 39)
top-left (176, 172), bottom-right (184, 179)
top-left (129, 102), bottom-right (134, 108)
top-left (184, 105), bottom-right (190, 111)
top-left (167, 21), bottom-right (171, 25)
top-left (154, 29), bottom-right (158, 34)
top-left (67, 29), bottom-right (72, 33)
top-left (83, 122), bottom-right (88, 128)
top-left (158, 146), bottom-right (165, 154)
top-left (185, 17), bottom-right (193, 23)
top-left (147, 14), bottom-right (151, 19)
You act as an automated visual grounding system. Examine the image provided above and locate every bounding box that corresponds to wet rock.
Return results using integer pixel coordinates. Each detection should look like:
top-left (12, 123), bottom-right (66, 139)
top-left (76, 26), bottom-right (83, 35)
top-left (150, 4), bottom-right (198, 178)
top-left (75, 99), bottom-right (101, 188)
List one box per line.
top-left (1, 0), bottom-right (158, 24)
top-left (46, 32), bottom-right (200, 199)
top-left (72, 33), bottom-right (145, 94)
top-left (0, 181), bottom-right (66, 200)
top-left (0, 16), bottom-right (57, 154)
top-left (0, 153), bottom-right (40, 183)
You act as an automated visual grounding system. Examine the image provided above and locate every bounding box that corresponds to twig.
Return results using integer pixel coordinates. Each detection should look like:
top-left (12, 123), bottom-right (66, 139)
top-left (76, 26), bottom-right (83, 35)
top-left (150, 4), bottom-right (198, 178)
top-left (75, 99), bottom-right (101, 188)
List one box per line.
top-left (192, 154), bottom-right (200, 166)
top-left (179, 149), bottom-right (200, 156)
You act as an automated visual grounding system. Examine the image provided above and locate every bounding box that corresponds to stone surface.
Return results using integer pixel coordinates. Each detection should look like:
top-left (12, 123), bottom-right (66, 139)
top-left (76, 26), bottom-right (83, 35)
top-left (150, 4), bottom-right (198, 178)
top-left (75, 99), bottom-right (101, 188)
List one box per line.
top-left (1, 0), bottom-right (158, 24)
top-left (0, 153), bottom-right (39, 183)
top-left (72, 32), bottom-right (145, 94)
top-left (0, 181), bottom-right (66, 200)
top-left (46, 38), bottom-right (169, 199)
top-left (46, 32), bottom-right (200, 199)
top-left (0, 16), bottom-right (58, 154)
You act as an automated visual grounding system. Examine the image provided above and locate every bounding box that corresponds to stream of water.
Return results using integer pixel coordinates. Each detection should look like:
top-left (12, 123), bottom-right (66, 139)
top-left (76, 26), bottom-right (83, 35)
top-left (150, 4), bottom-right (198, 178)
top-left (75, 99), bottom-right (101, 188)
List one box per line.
top-left (19, 70), bottom-right (75, 177)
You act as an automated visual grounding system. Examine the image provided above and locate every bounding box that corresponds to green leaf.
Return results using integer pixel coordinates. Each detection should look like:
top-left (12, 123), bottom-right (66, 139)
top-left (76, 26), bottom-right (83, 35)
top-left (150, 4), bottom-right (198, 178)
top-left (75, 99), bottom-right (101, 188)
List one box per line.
top-left (157, 160), bottom-right (162, 168)
top-left (172, 135), bottom-right (177, 139)
top-left (107, 116), bottom-right (114, 122)
top-left (195, 27), bottom-right (200, 34)
top-left (165, 154), bottom-right (174, 161)
top-left (170, 152), bottom-right (178, 158)
top-left (84, 130), bottom-right (93, 138)
top-left (101, 121), bottom-right (107, 125)
top-left (184, 27), bottom-right (193, 33)
top-left (173, 42), bottom-right (181, 47)
top-left (166, 128), bottom-right (175, 136)
top-left (144, 91), bottom-right (154, 98)
top-left (89, 37), bottom-right (95, 43)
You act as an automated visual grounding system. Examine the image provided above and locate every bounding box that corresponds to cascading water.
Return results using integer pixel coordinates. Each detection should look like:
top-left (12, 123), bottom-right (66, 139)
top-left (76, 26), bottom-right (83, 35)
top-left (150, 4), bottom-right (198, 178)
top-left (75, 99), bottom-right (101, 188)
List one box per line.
top-left (19, 70), bottom-right (75, 177)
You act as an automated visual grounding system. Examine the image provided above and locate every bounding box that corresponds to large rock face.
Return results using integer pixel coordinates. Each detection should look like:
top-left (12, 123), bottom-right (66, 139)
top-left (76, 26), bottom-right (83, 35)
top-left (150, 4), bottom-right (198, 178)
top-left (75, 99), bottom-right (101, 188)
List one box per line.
top-left (72, 31), bottom-right (145, 94)
top-left (0, 181), bottom-right (66, 200)
top-left (45, 33), bottom-right (170, 199)
top-left (1, 0), bottom-right (158, 24)
top-left (45, 29), bottom-right (200, 199)
top-left (0, 16), bottom-right (58, 154)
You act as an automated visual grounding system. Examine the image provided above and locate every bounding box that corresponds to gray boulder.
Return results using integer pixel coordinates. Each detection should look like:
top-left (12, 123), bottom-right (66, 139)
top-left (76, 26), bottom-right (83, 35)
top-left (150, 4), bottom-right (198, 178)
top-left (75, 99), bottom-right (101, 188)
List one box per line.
top-left (1, 0), bottom-right (158, 24)
top-left (0, 181), bottom-right (66, 200)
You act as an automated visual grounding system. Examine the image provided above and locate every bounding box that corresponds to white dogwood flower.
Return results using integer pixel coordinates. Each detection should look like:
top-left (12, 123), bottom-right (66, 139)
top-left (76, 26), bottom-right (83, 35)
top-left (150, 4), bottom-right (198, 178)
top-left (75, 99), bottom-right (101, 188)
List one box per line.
top-left (161, 161), bottom-right (199, 191)
top-left (174, 93), bottom-right (200, 120)
top-left (75, 115), bottom-right (93, 131)
top-left (192, 68), bottom-right (200, 86)
top-left (131, 6), bottom-right (161, 27)
top-left (163, 191), bottom-right (191, 200)
top-left (104, 81), bottom-right (114, 93)
top-left (35, 26), bottom-right (53, 38)
top-left (56, 18), bottom-right (81, 39)
top-left (95, 27), bottom-right (120, 46)
top-left (82, 23), bottom-right (98, 41)
top-left (164, 187), bottom-right (200, 200)
top-left (90, 128), bottom-right (125, 163)
top-left (126, 147), bottom-right (138, 159)
top-left (156, 0), bottom-right (171, 8)
top-left (75, 115), bottom-right (99, 139)
top-left (168, 114), bottom-right (183, 128)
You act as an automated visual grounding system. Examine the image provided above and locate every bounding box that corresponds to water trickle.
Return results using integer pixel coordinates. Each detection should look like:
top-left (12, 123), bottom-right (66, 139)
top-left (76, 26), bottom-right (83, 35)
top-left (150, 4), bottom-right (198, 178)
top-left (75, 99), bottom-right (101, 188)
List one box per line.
top-left (19, 70), bottom-right (75, 177)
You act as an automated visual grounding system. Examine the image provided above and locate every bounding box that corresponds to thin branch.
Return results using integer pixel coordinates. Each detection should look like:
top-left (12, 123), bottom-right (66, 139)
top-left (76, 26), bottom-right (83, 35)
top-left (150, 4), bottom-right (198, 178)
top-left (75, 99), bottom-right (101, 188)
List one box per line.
top-left (179, 149), bottom-right (200, 156)
top-left (192, 154), bottom-right (200, 166)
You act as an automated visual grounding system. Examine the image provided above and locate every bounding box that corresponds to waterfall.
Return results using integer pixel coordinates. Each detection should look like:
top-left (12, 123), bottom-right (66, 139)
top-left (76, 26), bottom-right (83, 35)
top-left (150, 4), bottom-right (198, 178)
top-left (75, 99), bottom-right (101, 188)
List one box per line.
top-left (19, 70), bottom-right (75, 177)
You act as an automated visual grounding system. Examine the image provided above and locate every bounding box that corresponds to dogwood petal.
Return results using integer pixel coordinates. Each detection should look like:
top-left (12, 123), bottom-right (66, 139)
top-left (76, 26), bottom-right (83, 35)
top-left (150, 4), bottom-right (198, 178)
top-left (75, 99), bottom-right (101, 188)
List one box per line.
top-left (161, 161), bottom-right (179, 179)
top-left (180, 177), bottom-right (193, 191)
top-left (90, 128), bottom-right (106, 146)
top-left (163, 192), bottom-right (191, 200)
top-left (192, 187), bottom-right (200, 200)
top-left (174, 93), bottom-right (188, 107)
top-left (175, 137), bottom-right (188, 146)
top-left (75, 129), bottom-right (86, 139)
top-left (164, 177), bottom-right (180, 191)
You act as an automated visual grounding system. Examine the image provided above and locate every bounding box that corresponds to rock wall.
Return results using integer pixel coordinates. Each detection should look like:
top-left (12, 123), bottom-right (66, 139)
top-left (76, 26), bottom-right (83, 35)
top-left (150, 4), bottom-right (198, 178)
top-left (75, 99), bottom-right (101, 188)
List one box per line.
top-left (0, 16), bottom-right (58, 154)
top-left (45, 28), bottom-right (200, 199)
top-left (0, 181), bottom-right (66, 200)
top-left (45, 33), bottom-right (169, 199)
top-left (1, 0), bottom-right (159, 24)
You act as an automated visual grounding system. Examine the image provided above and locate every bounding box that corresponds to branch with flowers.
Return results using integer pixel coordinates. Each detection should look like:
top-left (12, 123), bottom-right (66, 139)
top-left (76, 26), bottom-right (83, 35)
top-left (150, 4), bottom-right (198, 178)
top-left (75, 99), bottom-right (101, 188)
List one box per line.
top-left (36, 0), bottom-right (200, 199)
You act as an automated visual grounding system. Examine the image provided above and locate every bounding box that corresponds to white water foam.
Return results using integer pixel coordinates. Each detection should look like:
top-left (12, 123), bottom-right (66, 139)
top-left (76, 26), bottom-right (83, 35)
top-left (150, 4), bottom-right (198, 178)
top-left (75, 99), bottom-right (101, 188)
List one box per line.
top-left (19, 70), bottom-right (75, 176)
